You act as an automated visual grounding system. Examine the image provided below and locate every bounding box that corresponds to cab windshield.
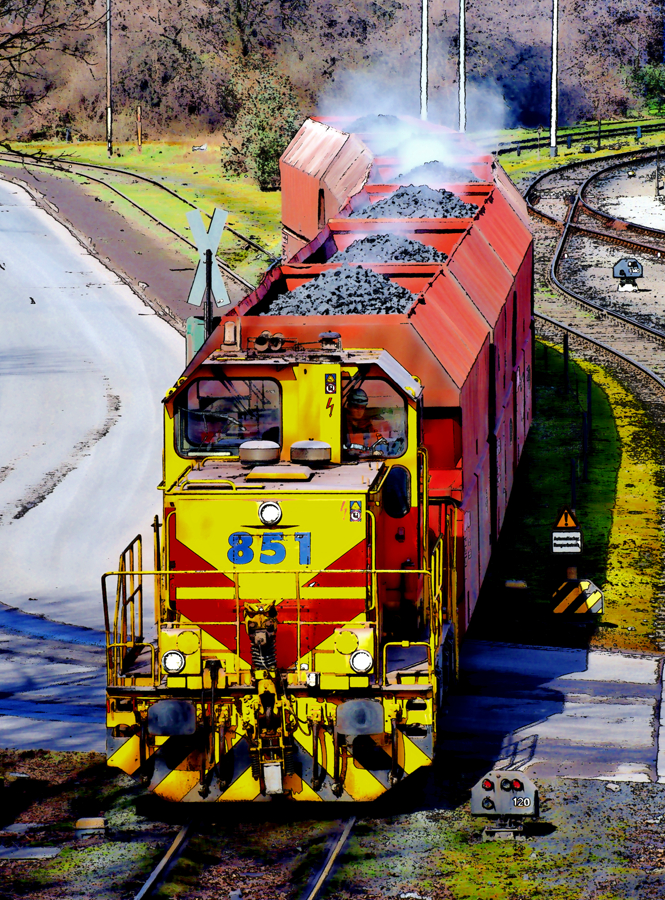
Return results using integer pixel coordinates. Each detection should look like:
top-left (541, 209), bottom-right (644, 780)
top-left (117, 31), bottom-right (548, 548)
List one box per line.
top-left (175, 378), bottom-right (281, 456)
top-left (342, 378), bottom-right (407, 460)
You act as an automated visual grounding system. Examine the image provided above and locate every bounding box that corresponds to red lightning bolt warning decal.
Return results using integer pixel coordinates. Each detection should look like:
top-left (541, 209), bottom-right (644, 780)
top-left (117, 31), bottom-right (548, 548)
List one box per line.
top-left (326, 397), bottom-right (334, 417)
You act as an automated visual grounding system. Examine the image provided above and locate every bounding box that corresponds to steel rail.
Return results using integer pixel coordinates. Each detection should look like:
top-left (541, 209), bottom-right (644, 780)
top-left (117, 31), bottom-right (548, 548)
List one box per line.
top-left (524, 146), bottom-right (659, 215)
top-left (0, 148), bottom-right (278, 261)
top-left (134, 821), bottom-right (194, 900)
top-left (534, 311), bottom-right (665, 391)
top-left (495, 119), bottom-right (665, 155)
top-left (548, 193), bottom-right (665, 344)
top-left (523, 149), bottom-right (665, 347)
top-left (526, 150), bottom-right (665, 393)
top-left (300, 817), bottom-right (356, 900)
top-left (577, 157), bottom-right (665, 242)
top-left (0, 152), bottom-right (255, 290)
top-left (0, 153), bottom-right (268, 290)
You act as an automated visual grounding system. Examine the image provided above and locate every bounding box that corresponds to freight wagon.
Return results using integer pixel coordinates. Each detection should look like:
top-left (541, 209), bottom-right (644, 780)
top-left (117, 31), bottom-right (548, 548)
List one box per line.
top-left (103, 115), bottom-right (533, 802)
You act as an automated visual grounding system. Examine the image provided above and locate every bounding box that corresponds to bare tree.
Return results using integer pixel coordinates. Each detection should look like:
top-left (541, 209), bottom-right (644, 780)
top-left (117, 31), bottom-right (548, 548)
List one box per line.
top-left (0, 0), bottom-right (97, 109)
top-left (201, 0), bottom-right (307, 59)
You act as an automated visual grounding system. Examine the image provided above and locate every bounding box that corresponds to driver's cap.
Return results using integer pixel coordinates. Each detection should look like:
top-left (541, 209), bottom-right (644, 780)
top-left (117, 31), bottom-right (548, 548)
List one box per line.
top-left (348, 388), bottom-right (368, 407)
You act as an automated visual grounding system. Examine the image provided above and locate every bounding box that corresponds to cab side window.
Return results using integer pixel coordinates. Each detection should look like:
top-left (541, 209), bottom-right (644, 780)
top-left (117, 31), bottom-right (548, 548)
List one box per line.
top-left (342, 379), bottom-right (407, 461)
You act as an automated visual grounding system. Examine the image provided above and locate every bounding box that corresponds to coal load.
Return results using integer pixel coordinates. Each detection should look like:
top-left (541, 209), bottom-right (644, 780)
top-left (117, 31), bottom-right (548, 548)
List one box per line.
top-left (351, 184), bottom-right (478, 219)
top-left (350, 114), bottom-right (403, 133)
top-left (263, 264), bottom-right (415, 316)
top-left (397, 160), bottom-right (480, 184)
top-left (329, 233), bottom-right (448, 264)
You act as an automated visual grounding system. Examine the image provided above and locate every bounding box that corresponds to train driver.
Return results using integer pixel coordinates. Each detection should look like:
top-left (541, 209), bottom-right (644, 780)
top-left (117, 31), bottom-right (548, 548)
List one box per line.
top-left (343, 387), bottom-right (392, 457)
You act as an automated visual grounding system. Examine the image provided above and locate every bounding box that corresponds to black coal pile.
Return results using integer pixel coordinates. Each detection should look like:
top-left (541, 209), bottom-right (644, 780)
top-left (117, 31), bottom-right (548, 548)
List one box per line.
top-left (397, 160), bottom-right (480, 183)
top-left (262, 264), bottom-right (415, 316)
top-left (328, 233), bottom-right (448, 264)
top-left (351, 184), bottom-right (478, 219)
top-left (350, 114), bottom-right (403, 133)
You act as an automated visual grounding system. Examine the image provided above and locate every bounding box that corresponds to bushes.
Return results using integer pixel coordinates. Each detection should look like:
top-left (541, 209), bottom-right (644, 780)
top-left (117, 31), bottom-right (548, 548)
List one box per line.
top-left (220, 67), bottom-right (302, 191)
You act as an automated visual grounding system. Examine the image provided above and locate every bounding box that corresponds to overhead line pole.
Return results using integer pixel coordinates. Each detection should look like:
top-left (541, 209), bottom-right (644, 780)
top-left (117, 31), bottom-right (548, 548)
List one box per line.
top-left (550, 0), bottom-right (559, 157)
top-left (459, 0), bottom-right (466, 131)
top-left (106, 0), bottom-right (112, 158)
top-left (420, 0), bottom-right (428, 119)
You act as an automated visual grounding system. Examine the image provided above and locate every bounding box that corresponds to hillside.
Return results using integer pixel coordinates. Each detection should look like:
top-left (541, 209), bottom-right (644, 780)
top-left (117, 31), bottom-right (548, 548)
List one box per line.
top-left (1, 0), bottom-right (660, 175)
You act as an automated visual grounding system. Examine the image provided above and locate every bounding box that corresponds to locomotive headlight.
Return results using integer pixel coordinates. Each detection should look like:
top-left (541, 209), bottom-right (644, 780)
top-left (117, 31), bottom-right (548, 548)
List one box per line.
top-left (162, 649), bottom-right (186, 675)
top-left (350, 649), bottom-right (373, 674)
top-left (258, 501), bottom-right (282, 526)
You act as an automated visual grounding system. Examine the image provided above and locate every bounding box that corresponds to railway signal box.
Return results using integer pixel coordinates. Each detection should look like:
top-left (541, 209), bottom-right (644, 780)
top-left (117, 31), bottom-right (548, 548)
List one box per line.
top-left (471, 770), bottom-right (539, 818)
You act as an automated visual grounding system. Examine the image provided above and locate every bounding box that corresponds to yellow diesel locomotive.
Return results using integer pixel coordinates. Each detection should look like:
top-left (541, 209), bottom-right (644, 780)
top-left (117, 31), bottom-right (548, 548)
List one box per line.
top-left (102, 117), bottom-right (532, 803)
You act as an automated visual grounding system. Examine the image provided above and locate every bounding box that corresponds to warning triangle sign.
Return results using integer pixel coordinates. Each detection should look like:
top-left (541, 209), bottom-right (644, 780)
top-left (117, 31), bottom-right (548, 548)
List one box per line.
top-left (555, 508), bottom-right (579, 529)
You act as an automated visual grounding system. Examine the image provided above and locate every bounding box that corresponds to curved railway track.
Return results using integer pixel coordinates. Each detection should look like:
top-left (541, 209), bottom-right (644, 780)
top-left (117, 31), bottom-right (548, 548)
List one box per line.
top-left (524, 148), bottom-right (665, 405)
top-left (0, 148), bottom-right (279, 292)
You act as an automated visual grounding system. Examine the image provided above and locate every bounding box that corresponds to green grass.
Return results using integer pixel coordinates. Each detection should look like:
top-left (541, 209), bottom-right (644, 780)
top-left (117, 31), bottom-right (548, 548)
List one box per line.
top-left (469, 341), bottom-right (620, 640)
top-left (1, 140), bottom-right (283, 284)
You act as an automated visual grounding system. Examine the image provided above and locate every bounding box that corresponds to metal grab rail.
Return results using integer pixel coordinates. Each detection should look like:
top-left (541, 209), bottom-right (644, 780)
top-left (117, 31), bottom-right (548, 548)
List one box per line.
top-left (101, 535), bottom-right (149, 686)
top-left (102, 494), bottom-right (459, 688)
top-left (382, 641), bottom-right (432, 686)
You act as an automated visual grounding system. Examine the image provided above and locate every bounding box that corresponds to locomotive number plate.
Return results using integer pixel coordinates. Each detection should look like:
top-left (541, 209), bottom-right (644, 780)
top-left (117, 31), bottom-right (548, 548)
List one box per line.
top-left (227, 532), bottom-right (311, 566)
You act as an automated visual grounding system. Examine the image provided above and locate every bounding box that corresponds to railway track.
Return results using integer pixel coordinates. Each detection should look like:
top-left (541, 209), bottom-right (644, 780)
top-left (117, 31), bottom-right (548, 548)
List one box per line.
top-left (131, 816), bottom-right (357, 900)
top-left (524, 148), bottom-right (665, 409)
top-left (494, 119), bottom-right (665, 155)
top-left (0, 148), bottom-right (279, 292)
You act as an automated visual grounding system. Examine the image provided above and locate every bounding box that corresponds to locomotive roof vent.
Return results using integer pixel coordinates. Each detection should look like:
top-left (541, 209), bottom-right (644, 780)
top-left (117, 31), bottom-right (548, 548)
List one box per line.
top-left (239, 440), bottom-right (281, 467)
top-left (290, 439), bottom-right (331, 467)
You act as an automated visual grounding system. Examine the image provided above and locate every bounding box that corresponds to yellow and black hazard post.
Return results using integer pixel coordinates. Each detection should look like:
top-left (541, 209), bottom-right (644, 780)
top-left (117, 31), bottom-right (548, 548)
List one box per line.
top-left (552, 570), bottom-right (604, 615)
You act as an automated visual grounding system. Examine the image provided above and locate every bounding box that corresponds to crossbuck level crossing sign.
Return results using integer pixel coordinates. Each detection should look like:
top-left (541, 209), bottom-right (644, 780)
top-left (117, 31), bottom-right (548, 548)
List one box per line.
top-left (186, 208), bottom-right (230, 308)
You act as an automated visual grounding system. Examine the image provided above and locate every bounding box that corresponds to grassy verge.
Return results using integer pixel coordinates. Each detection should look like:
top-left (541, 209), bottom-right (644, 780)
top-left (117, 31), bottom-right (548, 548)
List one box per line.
top-left (501, 126), bottom-right (665, 180)
top-left (471, 340), bottom-right (664, 651)
top-left (0, 750), bottom-right (173, 900)
top-left (0, 140), bottom-right (283, 285)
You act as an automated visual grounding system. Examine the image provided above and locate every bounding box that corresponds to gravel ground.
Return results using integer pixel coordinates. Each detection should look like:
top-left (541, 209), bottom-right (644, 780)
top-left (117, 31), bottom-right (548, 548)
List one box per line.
top-left (5, 753), bottom-right (665, 899)
top-left (326, 778), bottom-right (665, 900)
top-left (328, 233), bottom-right (448, 264)
top-left (351, 185), bottom-right (478, 220)
top-left (0, 750), bottom-right (177, 900)
top-left (263, 264), bottom-right (416, 316)
top-left (585, 159), bottom-right (665, 230)
top-left (558, 231), bottom-right (665, 334)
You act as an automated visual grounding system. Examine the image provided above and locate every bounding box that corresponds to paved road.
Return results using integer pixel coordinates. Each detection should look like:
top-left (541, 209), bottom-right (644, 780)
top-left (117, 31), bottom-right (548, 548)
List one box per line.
top-left (0, 177), bottom-right (182, 750)
top-left (442, 640), bottom-right (665, 783)
top-left (0, 177), bottom-right (183, 630)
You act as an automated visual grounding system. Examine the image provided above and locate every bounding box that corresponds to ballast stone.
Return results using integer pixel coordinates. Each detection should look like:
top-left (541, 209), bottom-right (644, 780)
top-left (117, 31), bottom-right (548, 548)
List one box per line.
top-left (351, 183), bottom-right (478, 219)
top-left (263, 264), bottom-right (415, 316)
top-left (329, 233), bottom-right (448, 264)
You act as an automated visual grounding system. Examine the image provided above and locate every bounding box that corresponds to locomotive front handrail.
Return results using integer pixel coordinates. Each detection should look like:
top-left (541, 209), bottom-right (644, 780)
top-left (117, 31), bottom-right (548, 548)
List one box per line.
top-left (102, 566), bottom-right (432, 678)
top-left (106, 640), bottom-right (156, 687)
